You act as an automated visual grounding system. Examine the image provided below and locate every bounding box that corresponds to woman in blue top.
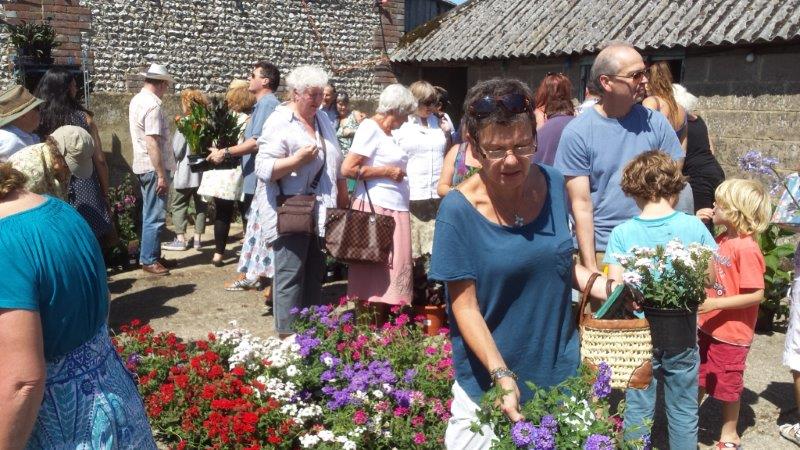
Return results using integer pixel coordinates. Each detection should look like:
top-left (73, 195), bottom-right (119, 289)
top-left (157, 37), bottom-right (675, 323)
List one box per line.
top-left (429, 79), bottom-right (621, 449)
top-left (0, 163), bottom-right (156, 449)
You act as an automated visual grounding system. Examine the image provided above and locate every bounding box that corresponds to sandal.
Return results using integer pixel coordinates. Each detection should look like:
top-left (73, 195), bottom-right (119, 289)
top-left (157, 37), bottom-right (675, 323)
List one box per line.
top-left (225, 276), bottom-right (261, 291)
top-left (715, 441), bottom-right (742, 449)
top-left (780, 423), bottom-right (800, 447)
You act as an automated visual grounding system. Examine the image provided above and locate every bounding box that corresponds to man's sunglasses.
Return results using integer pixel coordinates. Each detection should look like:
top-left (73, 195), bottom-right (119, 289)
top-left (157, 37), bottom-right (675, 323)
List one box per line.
top-left (468, 93), bottom-right (532, 119)
top-left (606, 69), bottom-right (647, 81)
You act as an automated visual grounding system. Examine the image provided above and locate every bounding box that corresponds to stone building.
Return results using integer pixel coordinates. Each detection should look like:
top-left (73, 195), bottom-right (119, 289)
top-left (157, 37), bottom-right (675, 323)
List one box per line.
top-left (0, 0), bottom-right (426, 175)
top-left (392, 0), bottom-right (800, 174)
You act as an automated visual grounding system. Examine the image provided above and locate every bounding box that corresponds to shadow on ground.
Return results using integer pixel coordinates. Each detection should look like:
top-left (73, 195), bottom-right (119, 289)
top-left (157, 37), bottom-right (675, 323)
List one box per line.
top-left (109, 284), bottom-right (195, 331)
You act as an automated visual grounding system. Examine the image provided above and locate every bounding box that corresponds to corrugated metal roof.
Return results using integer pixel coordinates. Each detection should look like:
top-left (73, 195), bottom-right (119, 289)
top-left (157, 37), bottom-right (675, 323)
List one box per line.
top-left (391, 0), bottom-right (800, 63)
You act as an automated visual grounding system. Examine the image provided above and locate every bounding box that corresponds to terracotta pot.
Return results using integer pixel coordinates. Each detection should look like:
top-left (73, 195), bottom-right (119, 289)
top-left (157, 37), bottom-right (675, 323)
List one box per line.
top-left (413, 304), bottom-right (447, 337)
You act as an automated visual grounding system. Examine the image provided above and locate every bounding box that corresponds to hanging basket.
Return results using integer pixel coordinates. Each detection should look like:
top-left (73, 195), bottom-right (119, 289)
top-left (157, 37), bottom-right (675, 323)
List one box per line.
top-left (642, 306), bottom-right (697, 351)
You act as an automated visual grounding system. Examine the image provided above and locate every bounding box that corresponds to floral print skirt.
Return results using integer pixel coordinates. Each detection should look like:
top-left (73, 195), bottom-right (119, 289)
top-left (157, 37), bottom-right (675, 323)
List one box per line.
top-left (237, 191), bottom-right (274, 280)
top-left (26, 325), bottom-right (156, 449)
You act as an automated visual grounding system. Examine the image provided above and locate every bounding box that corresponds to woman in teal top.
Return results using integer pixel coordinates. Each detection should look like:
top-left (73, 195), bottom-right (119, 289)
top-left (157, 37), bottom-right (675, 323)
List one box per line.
top-left (0, 163), bottom-right (155, 449)
top-left (429, 79), bottom-right (620, 448)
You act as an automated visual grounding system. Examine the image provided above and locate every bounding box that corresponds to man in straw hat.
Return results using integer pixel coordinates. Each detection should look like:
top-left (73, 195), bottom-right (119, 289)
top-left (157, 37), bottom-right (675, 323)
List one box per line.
top-left (0, 85), bottom-right (42, 162)
top-left (129, 63), bottom-right (178, 276)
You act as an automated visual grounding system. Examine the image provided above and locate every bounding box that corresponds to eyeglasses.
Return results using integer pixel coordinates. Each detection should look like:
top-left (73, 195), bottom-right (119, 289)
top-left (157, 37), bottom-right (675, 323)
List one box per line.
top-left (468, 93), bottom-right (532, 119)
top-left (606, 69), bottom-right (647, 82)
top-left (477, 141), bottom-right (537, 160)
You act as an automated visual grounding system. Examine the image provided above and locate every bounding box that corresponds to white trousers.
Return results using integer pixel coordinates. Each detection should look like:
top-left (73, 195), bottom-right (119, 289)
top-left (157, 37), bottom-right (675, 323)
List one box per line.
top-left (444, 382), bottom-right (497, 450)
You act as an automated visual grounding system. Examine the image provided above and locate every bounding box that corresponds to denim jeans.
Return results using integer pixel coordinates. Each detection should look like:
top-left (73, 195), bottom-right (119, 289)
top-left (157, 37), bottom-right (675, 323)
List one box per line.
top-left (138, 171), bottom-right (170, 265)
top-left (624, 346), bottom-right (699, 450)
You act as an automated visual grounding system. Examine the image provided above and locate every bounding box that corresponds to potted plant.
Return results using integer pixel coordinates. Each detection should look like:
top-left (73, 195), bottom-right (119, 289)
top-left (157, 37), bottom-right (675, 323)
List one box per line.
top-left (755, 223), bottom-right (795, 332)
top-left (6, 20), bottom-right (60, 64)
top-left (411, 255), bottom-right (447, 336)
top-left (107, 175), bottom-right (141, 266)
top-left (176, 97), bottom-right (244, 173)
top-left (616, 240), bottom-right (715, 350)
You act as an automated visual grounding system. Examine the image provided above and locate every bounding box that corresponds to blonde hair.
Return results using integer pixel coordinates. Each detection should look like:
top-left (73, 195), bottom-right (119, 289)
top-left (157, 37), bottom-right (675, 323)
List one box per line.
top-left (226, 83), bottom-right (256, 113)
top-left (714, 179), bottom-right (772, 235)
top-left (409, 80), bottom-right (437, 105)
top-left (0, 162), bottom-right (28, 199)
top-left (180, 89), bottom-right (208, 114)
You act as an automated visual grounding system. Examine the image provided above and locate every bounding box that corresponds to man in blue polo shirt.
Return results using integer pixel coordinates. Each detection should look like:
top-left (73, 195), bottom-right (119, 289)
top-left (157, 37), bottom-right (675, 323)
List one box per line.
top-left (554, 41), bottom-right (683, 272)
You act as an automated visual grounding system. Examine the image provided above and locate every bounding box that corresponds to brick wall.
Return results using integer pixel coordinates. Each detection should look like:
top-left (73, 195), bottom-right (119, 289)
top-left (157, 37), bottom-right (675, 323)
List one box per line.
top-left (0, 0), bottom-right (92, 89)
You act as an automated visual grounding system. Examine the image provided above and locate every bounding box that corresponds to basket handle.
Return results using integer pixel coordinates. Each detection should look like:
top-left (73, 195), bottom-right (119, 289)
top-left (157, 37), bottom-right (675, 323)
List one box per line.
top-left (577, 272), bottom-right (602, 327)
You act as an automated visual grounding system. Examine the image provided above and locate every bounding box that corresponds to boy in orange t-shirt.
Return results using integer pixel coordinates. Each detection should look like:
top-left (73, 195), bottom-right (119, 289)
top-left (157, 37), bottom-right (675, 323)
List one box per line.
top-left (696, 179), bottom-right (771, 449)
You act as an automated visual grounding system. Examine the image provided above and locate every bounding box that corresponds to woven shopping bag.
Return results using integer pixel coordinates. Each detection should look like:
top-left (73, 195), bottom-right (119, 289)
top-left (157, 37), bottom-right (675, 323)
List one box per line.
top-left (772, 172), bottom-right (800, 232)
top-left (578, 273), bottom-right (653, 390)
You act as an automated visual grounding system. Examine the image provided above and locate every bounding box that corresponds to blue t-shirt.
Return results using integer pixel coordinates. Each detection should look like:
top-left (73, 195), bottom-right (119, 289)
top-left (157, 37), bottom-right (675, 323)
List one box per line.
top-left (0, 197), bottom-right (108, 360)
top-left (553, 104), bottom-right (683, 250)
top-left (429, 164), bottom-right (579, 403)
top-left (242, 93), bottom-right (280, 195)
top-left (603, 211), bottom-right (717, 265)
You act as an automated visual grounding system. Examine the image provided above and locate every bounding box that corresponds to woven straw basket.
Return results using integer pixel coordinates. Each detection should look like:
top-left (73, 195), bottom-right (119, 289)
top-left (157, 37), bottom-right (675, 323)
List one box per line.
top-left (578, 273), bottom-right (653, 390)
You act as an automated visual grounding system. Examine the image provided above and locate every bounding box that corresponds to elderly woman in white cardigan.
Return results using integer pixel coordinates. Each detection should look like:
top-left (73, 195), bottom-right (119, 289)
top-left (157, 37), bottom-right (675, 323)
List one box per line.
top-left (254, 66), bottom-right (348, 338)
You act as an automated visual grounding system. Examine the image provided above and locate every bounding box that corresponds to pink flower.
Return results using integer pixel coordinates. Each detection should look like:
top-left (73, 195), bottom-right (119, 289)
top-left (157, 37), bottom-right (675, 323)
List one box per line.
top-left (390, 305), bottom-right (402, 314)
top-left (411, 415), bottom-right (425, 427)
top-left (395, 313), bottom-right (409, 326)
top-left (393, 406), bottom-right (409, 417)
top-left (353, 410), bottom-right (368, 425)
top-left (413, 432), bottom-right (427, 444)
top-left (375, 400), bottom-right (389, 412)
top-left (425, 346), bottom-right (437, 355)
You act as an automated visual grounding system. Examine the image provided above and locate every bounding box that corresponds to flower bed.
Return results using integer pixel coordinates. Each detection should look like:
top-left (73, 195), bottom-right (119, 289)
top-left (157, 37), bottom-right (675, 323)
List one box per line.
top-left (114, 301), bottom-right (637, 449)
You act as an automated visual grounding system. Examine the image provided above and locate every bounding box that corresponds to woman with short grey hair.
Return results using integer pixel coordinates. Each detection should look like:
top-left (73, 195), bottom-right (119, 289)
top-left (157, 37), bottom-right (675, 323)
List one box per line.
top-left (341, 83), bottom-right (416, 324)
top-left (255, 65), bottom-right (348, 338)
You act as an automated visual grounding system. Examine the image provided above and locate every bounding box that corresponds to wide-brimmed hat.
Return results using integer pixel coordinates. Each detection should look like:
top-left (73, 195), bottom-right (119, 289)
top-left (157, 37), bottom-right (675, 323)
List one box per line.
top-left (140, 63), bottom-right (174, 83)
top-left (0, 85), bottom-right (43, 128)
top-left (50, 125), bottom-right (95, 179)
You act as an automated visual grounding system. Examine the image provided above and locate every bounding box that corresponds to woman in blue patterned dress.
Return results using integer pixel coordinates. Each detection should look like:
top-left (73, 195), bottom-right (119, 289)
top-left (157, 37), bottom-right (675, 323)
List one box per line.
top-left (35, 68), bottom-right (114, 244)
top-left (0, 163), bottom-right (156, 449)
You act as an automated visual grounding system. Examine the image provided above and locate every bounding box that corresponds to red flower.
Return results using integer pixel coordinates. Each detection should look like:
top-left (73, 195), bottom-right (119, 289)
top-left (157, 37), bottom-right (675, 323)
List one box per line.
top-left (231, 366), bottom-right (245, 377)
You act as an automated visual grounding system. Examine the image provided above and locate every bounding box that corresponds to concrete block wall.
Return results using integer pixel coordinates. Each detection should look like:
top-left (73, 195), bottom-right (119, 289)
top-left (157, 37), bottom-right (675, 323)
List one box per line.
top-left (683, 45), bottom-right (800, 175)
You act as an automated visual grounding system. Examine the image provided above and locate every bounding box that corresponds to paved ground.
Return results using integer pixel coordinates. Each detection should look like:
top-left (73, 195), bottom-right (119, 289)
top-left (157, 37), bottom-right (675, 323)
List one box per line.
top-left (108, 224), bottom-right (798, 449)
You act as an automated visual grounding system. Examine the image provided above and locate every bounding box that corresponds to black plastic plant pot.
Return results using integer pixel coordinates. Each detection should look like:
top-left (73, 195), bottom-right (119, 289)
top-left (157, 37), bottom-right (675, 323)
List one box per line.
top-left (642, 306), bottom-right (698, 352)
top-left (188, 154), bottom-right (211, 173)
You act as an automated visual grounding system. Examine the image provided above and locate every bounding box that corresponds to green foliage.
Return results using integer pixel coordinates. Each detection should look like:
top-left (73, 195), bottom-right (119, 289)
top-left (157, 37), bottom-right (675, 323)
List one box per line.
top-left (208, 97), bottom-right (243, 149)
top-left (175, 101), bottom-right (214, 156)
top-left (6, 20), bottom-right (60, 60)
top-left (757, 223), bottom-right (795, 317)
top-left (107, 174), bottom-right (138, 242)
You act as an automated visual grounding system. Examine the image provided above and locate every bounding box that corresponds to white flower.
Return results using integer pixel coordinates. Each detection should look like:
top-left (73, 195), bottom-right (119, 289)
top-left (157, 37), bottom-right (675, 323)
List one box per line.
top-left (348, 427), bottom-right (366, 437)
top-left (633, 257), bottom-right (653, 269)
top-left (353, 390), bottom-right (368, 402)
top-left (342, 441), bottom-right (357, 450)
top-left (318, 429), bottom-right (335, 442)
top-left (299, 434), bottom-right (320, 448)
top-left (322, 355), bottom-right (334, 367)
top-left (622, 271), bottom-right (642, 285)
top-left (286, 365), bottom-right (299, 377)
top-left (371, 389), bottom-right (384, 399)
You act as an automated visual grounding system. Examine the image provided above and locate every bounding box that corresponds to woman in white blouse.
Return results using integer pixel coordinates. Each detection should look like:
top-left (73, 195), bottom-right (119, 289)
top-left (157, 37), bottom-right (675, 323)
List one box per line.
top-left (255, 66), bottom-right (348, 338)
top-left (341, 84), bottom-right (417, 324)
top-left (394, 80), bottom-right (448, 259)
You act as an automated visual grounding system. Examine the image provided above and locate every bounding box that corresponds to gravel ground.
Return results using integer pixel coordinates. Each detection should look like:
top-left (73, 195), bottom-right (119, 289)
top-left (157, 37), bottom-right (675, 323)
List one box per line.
top-left (108, 224), bottom-right (798, 449)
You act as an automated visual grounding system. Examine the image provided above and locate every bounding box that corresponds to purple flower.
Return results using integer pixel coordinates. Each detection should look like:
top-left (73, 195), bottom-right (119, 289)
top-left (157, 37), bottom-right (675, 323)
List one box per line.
top-left (738, 150), bottom-right (779, 176)
top-left (126, 353), bottom-right (141, 367)
top-left (295, 330), bottom-right (320, 357)
top-left (584, 434), bottom-right (614, 450)
top-left (402, 368), bottom-right (417, 384)
top-left (392, 389), bottom-right (413, 408)
top-left (539, 414), bottom-right (557, 432)
top-left (531, 426), bottom-right (555, 450)
top-left (511, 421), bottom-right (535, 448)
top-left (339, 312), bottom-right (354, 325)
top-left (642, 434), bottom-right (652, 450)
top-left (289, 307), bottom-right (300, 315)
top-left (593, 362), bottom-right (612, 399)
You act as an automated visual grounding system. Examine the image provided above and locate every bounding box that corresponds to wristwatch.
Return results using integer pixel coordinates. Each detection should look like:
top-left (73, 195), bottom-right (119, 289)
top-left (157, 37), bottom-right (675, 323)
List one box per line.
top-left (223, 147), bottom-right (231, 160)
top-left (490, 367), bottom-right (517, 384)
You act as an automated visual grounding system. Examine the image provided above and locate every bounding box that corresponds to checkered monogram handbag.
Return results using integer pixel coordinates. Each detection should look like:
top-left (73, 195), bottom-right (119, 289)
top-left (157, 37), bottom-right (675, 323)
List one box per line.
top-left (324, 178), bottom-right (395, 265)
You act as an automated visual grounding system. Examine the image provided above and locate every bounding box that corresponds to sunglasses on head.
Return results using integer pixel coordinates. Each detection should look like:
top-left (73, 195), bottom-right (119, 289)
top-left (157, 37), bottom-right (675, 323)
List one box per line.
top-left (468, 93), bottom-right (532, 119)
top-left (546, 72), bottom-right (565, 77)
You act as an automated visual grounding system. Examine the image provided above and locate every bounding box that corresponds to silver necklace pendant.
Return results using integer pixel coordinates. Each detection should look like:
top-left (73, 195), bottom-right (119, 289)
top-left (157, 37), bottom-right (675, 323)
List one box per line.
top-left (514, 214), bottom-right (524, 227)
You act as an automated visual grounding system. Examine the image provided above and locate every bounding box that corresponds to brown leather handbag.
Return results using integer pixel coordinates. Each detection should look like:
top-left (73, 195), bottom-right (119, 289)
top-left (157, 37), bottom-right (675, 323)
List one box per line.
top-left (324, 178), bottom-right (395, 265)
top-left (276, 117), bottom-right (326, 236)
top-left (578, 273), bottom-right (653, 390)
